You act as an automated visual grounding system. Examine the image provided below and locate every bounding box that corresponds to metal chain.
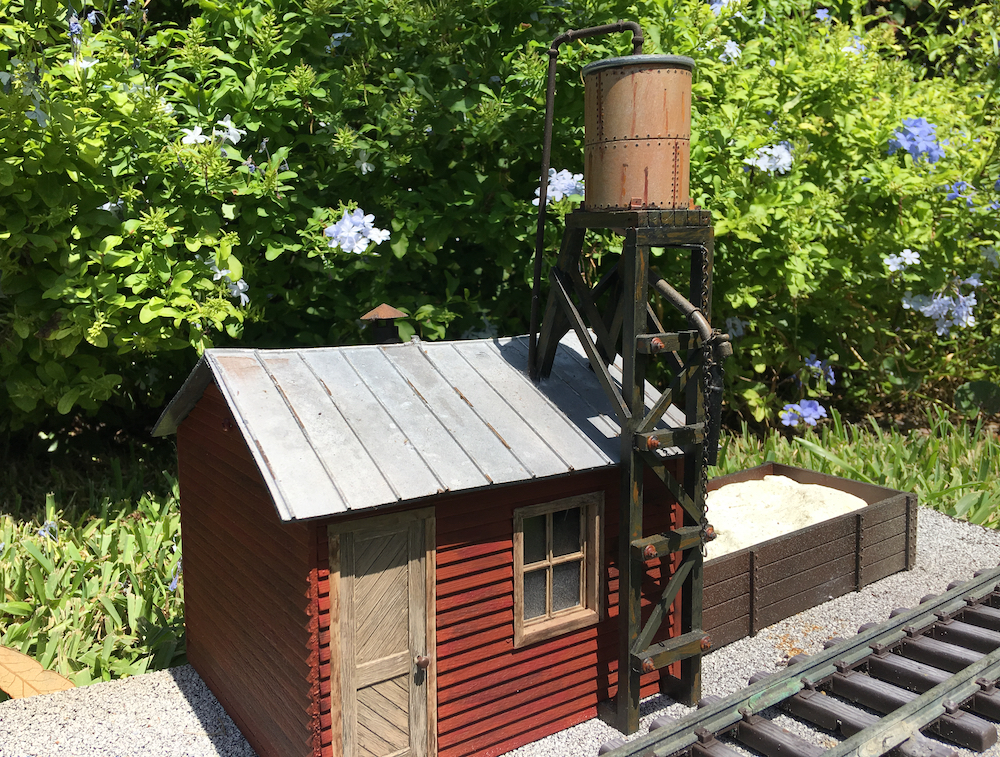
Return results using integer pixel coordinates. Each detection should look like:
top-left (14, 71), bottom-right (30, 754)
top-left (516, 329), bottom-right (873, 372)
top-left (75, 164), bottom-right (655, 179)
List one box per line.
top-left (699, 244), bottom-right (714, 556)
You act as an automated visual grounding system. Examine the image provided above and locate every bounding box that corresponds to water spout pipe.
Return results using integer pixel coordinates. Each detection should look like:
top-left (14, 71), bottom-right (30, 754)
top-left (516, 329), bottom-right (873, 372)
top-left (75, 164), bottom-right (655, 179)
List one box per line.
top-left (528, 22), bottom-right (644, 381)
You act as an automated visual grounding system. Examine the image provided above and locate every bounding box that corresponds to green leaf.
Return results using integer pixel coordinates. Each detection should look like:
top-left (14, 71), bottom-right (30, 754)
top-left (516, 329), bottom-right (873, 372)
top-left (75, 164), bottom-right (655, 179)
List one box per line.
top-left (222, 204), bottom-right (236, 220)
top-left (0, 602), bottom-right (34, 617)
top-left (57, 388), bottom-right (81, 414)
top-left (21, 541), bottom-right (55, 574)
top-left (36, 180), bottom-right (64, 208)
top-left (954, 381), bottom-right (1000, 418)
top-left (98, 597), bottom-right (122, 627)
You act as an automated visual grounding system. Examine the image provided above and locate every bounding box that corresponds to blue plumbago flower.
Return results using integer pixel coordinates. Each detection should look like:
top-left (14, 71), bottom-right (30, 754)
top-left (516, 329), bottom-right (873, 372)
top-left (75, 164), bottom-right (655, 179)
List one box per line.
top-left (720, 40), bottom-right (741, 63)
top-left (964, 273), bottom-right (982, 288)
top-left (37, 520), bottom-right (58, 541)
top-left (799, 399), bottom-right (828, 425)
top-left (902, 279), bottom-right (979, 336)
top-left (68, 14), bottom-right (83, 42)
top-left (725, 316), bottom-right (748, 338)
top-left (841, 36), bottom-right (865, 55)
top-left (888, 117), bottom-right (945, 163)
top-left (780, 400), bottom-right (828, 427)
top-left (945, 180), bottom-right (975, 207)
top-left (815, 8), bottom-right (830, 21)
top-left (780, 403), bottom-right (802, 426)
top-left (168, 557), bottom-right (182, 592)
top-left (995, 177), bottom-right (1000, 192)
top-left (213, 114), bottom-right (246, 145)
top-left (86, 10), bottom-right (99, 24)
top-left (533, 168), bottom-right (584, 206)
top-left (243, 157), bottom-right (257, 173)
top-left (324, 208), bottom-right (391, 254)
top-left (708, 0), bottom-right (737, 15)
top-left (745, 142), bottom-right (793, 174)
top-left (99, 199), bottom-right (123, 215)
top-left (0, 541), bottom-right (5, 557)
top-left (228, 278), bottom-right (250, 307)
top-left (324, 31), bottom-right (352, 53)
top-left (355, 150), bottom-right (374, 175)
top-left (805, 354), bottom-right (835, 385)
top-left (883, 254), bottom-right (904, 272)
top-left (180, 126), bottom-right (210, 145)
top-left (884, 248), bottom-right (919, 272)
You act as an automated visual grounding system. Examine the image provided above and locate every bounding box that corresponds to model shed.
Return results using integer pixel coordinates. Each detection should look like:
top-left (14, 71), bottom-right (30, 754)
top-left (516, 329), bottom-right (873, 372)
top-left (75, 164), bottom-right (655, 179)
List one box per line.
top-left (153, 334), bottom-right (688, 757)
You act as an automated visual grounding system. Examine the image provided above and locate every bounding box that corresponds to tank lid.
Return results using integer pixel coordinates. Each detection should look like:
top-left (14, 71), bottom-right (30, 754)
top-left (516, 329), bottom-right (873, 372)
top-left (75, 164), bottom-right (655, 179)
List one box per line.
top-left (582, 54), bottom-right (695, 76)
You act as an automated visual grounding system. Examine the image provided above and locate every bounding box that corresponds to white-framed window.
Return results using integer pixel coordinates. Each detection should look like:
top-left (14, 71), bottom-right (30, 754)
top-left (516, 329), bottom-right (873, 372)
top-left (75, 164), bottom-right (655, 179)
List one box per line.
top-left (512, 492), bottom-right (603, 647)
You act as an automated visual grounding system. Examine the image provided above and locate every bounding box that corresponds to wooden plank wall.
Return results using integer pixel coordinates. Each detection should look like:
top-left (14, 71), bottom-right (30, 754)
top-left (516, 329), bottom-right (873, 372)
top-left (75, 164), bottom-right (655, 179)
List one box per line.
top-left (178, 383), bottom-right (320, 757)
top-left (433, 466), bottom-right (683, 757)
top-left (703, 464), bottom-right (917, 649)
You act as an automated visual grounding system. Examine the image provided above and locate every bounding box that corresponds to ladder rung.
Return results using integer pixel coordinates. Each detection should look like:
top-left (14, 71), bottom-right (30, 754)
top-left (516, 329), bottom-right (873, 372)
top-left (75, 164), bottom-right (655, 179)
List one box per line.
top-left (635, 424), bottom-right (704, 452)
top-left (636, 331), bottom-right (700, 354)
top-left (631, 526), bottom-right (703, 562)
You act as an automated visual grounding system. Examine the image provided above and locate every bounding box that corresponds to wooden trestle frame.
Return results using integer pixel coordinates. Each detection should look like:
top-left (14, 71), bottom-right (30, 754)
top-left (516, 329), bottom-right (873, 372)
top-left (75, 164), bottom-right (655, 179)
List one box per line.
top-left (533, 207), bottom-right (715, 735)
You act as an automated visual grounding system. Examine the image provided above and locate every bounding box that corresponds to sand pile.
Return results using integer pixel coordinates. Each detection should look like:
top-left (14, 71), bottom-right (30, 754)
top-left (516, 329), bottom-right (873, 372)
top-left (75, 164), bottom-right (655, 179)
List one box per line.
top-left (705, 474), bottom-right (869, 559)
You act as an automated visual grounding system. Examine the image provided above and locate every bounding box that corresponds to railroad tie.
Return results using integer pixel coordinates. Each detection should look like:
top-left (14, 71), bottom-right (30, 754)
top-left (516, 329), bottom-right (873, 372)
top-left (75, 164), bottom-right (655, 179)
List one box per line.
top-left (596, 565), bottom-right (1000, 757)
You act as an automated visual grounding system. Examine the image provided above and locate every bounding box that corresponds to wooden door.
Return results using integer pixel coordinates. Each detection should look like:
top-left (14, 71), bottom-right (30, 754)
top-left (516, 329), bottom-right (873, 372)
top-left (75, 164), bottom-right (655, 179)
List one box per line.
top-left (329, 509), bottom-right (436, 757)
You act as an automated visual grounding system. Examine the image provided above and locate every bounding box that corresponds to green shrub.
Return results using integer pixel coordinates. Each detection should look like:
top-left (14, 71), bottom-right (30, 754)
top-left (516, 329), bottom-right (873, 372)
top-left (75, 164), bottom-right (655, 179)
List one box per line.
top-left (1, 0), bottom-right (997, 432)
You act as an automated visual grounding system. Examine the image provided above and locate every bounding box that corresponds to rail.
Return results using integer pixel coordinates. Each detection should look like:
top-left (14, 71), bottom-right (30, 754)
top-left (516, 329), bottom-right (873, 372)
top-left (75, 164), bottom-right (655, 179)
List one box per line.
top-left (601, 565), bottom-right (1000, 757)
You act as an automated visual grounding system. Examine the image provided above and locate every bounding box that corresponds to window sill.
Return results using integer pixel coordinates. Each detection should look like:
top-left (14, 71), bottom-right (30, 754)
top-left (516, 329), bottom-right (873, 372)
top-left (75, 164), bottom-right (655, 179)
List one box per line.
top-left (514, 607), bottom-right (601, 648)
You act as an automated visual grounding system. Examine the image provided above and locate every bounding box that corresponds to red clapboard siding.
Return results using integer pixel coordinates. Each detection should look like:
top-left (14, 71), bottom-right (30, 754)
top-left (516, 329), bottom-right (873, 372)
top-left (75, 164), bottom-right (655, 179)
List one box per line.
top-left (434, 465), bottom-right (683, 757)
top-left (178, 383), bottom-right (317, 757)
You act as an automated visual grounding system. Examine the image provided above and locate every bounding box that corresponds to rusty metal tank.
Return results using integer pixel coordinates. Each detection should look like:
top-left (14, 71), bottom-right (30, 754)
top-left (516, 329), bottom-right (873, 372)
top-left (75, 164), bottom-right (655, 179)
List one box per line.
top-left (583, 55), bottom-right (695, 211)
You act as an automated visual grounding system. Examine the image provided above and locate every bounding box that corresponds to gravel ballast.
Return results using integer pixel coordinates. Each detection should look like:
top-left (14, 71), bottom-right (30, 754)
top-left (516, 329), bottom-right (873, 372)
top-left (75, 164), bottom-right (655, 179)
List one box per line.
top-left (2, 507), bottom-right (1000, 757)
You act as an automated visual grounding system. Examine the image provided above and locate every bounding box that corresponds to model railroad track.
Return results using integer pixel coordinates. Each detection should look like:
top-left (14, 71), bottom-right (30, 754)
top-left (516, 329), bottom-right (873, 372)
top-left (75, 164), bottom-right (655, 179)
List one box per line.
top-left (601, 565), bottom-right (1000, 757)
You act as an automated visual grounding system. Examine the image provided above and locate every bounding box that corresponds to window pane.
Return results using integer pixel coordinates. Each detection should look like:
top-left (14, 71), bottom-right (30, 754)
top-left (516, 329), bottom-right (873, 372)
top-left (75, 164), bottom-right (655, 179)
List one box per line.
top-left (523, 515), bottom-right (546, 564)
top-left (552, 561), bottom-right (581, 611)
top-left (552, 507), bottom-right (581, 557)
top-left (524, 568), bottom-right (547, 619)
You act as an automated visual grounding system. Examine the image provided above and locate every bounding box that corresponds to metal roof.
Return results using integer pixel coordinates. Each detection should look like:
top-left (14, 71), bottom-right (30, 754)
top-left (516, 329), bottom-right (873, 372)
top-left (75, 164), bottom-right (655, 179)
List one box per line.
top-left (153, 335), bottom-right (685, 522)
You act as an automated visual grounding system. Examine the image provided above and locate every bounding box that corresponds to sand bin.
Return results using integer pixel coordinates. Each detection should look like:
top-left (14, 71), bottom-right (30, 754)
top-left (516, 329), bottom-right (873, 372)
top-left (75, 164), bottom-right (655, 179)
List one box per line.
top-left (705, 474), bottom-right (869, 560)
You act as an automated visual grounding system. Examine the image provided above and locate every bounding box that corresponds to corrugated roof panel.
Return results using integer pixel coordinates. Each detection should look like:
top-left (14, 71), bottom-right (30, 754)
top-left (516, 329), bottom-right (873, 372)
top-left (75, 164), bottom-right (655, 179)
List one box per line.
top-left (300, 347), bottom-right (443, 503)
top-left (256, 351), bottom-right (396, 515)
top-left (154, 333), bottom-right (692, 523)
top-left (420, 343), bottom-right (568, 479)
top-left (386, 342), bottom-right (531, 485)
top-left (345, 345), bottom-right (490, 493)
top-left (458, 340), bottom-right (614, 469)
top-left (499, 338), bottom-right (620, 459)
top-left (209, 352), bottom-right (346, 520)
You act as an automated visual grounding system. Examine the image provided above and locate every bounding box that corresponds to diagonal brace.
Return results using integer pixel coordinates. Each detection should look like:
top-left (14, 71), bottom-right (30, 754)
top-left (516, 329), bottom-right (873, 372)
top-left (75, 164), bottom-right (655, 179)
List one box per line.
top-left (639, 450), bottom-right (701, 522)
top-left (631, 557), bottom-right (694, 657)
top-left (550, 268), bottom-right (630, 423)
